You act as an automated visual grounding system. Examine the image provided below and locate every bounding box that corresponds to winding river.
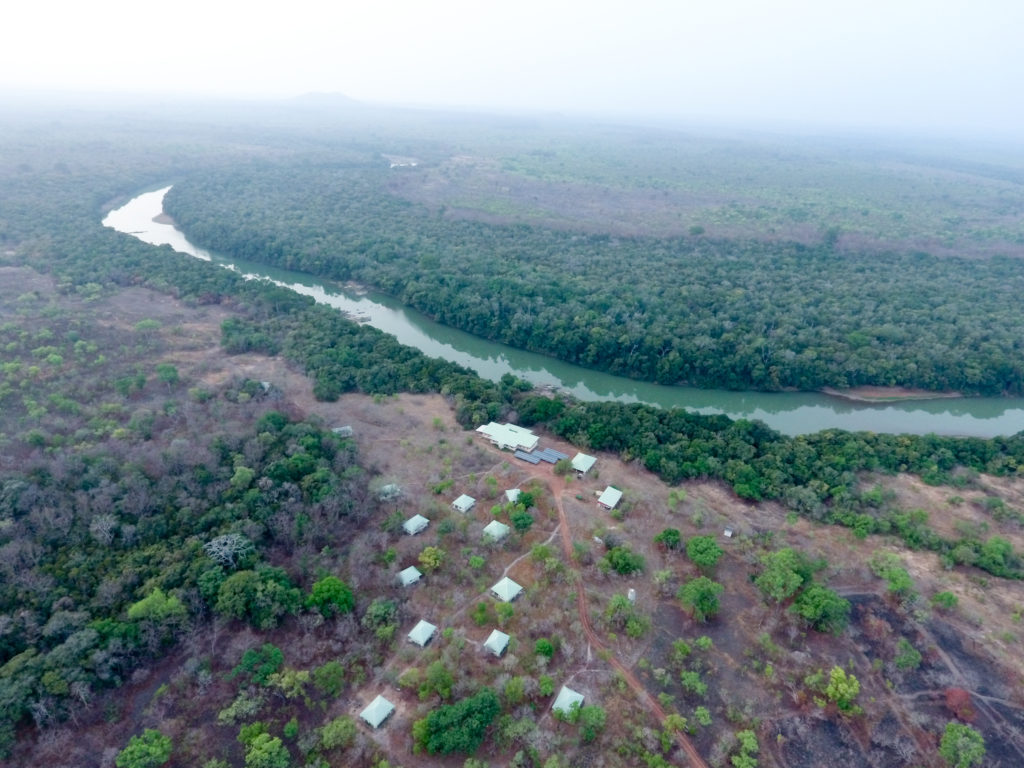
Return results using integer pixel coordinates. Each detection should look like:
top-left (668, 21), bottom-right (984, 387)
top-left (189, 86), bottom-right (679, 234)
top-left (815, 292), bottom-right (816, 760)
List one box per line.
top-left (104, 186), bottom-right (1024, 438)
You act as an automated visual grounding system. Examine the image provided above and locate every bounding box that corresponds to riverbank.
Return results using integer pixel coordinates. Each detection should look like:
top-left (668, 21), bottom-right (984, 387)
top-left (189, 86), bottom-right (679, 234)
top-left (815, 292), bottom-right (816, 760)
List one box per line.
top-left (821, 386), bottom-right (963, 403)
top-left (103, 186), bottom-right (1024, 437)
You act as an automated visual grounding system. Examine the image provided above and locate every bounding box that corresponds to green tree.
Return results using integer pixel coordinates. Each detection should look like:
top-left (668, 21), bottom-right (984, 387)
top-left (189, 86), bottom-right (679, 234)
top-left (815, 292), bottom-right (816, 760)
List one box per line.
top-left (939, 722), bottom-right (985, 768)
top-left (793, 584), bottom-right (850, 634)
top-left (306, 575), bottom-right (355, 617)
top-left (115, 729), bottom-right (173, 768)
top-left (534, 638), bottom-right (555, 658)
top-left (509, 509), bottom-right (534, 533)
top-left (244, 732), bottom-right (291, 768)
top-left (319, 715), bottom-right (356, 751)
top-left (155, 363), bottom-right (179, 389)
top-left (603, 545), bottom-right (645, 575)
top-left (686, 536), bottom-right (723, 571)
top-left (754, 548), bottom-right (807, 602)
top-left (312, 660), bottom-right (346, 697)
top-left (894, 638), bottom-right (922, 670)
top-left (824, 666), bottom-right (860, 712)
top-left (577, 704), bottom-right (607, 743)
top-left (413, 687), bottom-right (501, 754)
top-left (419, 546), bottom-right (446, 572)
top-left (654, 528), bottom-right (682, 550)
top-left (231, 643), bottom-right (284, 685)
top-left (676, 577), bottom-right (724, 622)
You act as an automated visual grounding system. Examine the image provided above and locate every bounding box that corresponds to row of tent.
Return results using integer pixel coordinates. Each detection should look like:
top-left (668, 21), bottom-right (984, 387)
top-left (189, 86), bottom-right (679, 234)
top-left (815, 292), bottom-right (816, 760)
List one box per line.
top-left (360, 682), bottom-right (585, 730)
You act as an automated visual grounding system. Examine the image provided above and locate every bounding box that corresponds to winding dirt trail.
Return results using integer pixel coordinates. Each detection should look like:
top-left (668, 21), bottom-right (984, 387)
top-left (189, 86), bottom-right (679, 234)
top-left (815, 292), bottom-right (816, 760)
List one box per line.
top-left (544, 472), bottom-right (710, 768)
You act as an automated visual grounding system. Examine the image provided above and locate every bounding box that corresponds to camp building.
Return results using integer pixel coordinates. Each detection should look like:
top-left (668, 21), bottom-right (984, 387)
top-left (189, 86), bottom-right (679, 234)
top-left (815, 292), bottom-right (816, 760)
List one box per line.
top-left (360, 695), bottom-right (395, 728)
top-left (483, 629), bottom-right (511, 657)
top-left (402, 514), bottom-right (429, 535)
top-left (482, 520), bottom-right (511, 542)
top-left (398, 566), bottom-right (422, 587)
top-left (407, 619), bottom-right (437, 647)
top-left (452, 494), bottom-right (476, 513)
top-left (571, 452), bottom-right (597, 475)
top-left (597, 486), bottom-right (623, 510)
top-left (476, 422), bottom-right (539, 452)
top-left (490, 576), bottom-right (524, 602)
top-left (552, 685), bottom-right (585, 715)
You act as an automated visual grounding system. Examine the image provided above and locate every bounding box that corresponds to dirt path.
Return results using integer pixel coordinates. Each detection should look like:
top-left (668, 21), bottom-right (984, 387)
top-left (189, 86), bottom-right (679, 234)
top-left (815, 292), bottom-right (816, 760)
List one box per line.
top-left (537, 467), bottom-right (710, 767)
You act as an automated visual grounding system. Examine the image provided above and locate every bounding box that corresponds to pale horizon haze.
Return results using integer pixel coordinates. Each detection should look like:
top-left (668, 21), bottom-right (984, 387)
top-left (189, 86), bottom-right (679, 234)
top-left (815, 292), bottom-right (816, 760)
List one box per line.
top-left (4, 0), bottom-right (1023, 138)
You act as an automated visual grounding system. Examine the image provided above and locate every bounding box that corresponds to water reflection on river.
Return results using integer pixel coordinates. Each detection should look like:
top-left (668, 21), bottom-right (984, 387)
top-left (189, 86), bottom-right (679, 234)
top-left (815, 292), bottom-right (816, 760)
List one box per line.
top-left (103, 186), bottom-right (1024, 438)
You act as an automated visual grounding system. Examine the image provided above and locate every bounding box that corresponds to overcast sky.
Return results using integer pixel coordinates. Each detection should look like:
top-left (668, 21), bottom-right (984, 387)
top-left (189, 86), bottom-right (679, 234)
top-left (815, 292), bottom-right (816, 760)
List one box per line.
top-left (5, 0), bottom-right (1022, 136)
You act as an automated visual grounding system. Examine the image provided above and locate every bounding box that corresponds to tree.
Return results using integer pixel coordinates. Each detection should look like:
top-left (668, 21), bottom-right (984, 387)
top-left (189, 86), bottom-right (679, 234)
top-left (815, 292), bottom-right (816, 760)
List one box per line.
top-left (319, 715), bottom-right (356, 751)
top-left (654, 528), bottom-right (682, 551)
top-left (603, 545), bottom-right (645, 575)
top-left (509, 509), bottom-right (534, 533)
top-left (824, 666), bottom-right (860, 712)
top-left (534, 638), bottom-right (555, 658)
top-left (312, 660), bottom-right (345, 697)
top-left (754, 548), bottom-right (807, 602)
top-left (419, 546), bottom-right (445, 572)
top-left (939, 722), bottom-right (985, 768)
top-left (306, 575), bottom-right (355, 617)
top-left (244, 732), bottom-right (291, 768)
top-left (115, 729), bottom-right (172, 768)
top-left (577, 704), bottom-right (607, 743)
top-left (686, 536), bottom-right (723, 571)
top-left (676, 577), bottom-right (724, 622)
top-left (413, 687), bottom-right (501, 754)
top-left (155, 363), bottom-right (179, 389)
top-left (203, 533), bottom-right (255, 568)
top-left (793, 583), bottom-right (850, 634)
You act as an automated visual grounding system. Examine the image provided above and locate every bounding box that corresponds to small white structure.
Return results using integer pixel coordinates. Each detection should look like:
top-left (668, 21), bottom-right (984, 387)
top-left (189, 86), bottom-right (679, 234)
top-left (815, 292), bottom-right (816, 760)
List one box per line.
top-left (483, 629), bottom-right (510, 657)
top-left (403, 514), bottom-right (429, 535)
top-left (378, 483), bottom-right (401, 501)
top-left (597, 486), bottom-right (623, 510)
top-left (490, 576), bottom-right (524, 602)
top-left (360, 694), bottom-right (395, 728)
top-left (452, 494), bottom-right (476, 513)
top-left (476, 422), bottom-right (540, 452)
top-left (627, 588), bottom-right (637, 604)
top-left (398, 566), bottom-right (422, 587)
top-left (505, 488), bottom-right (521, 504)
top-left (723, 527), bottom-right (734, 539)
top-left (482, 520), bottom-right (511, 542)
top-left (407, 619), bottom-right (437, 647)
top-left (552, 685), bottom-right (585, 715)
top-left (571, 452), bottom-right (597, 475)
top-left (332, 425), bottom-right (354, 437)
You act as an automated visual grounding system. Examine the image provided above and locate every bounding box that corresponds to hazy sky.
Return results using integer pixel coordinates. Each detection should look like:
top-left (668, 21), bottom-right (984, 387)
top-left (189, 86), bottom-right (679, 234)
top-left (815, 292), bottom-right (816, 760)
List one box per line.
top-left (5, 0), bottom-right (1022, 135)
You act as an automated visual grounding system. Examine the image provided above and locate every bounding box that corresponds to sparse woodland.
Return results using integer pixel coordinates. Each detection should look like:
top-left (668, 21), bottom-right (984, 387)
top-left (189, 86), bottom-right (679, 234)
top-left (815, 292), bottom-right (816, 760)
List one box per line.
top-left (0, 107), bottom-right (1022, 767)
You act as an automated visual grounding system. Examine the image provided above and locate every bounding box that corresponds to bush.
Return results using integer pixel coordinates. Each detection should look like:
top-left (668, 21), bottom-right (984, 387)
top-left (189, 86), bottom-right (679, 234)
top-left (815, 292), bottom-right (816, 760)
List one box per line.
top-left (603, 546), bottom-right (645, 575)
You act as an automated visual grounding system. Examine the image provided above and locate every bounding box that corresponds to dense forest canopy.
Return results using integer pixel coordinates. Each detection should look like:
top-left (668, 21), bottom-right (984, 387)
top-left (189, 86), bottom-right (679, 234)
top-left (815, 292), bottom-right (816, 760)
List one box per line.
top-left (161, 129), bottom-right (1024, 396)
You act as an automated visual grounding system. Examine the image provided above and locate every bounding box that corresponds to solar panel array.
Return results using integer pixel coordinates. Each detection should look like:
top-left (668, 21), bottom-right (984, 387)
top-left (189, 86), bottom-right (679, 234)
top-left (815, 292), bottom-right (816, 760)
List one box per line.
top-left (514, 450), bottom-right (541, 464)
top-left (534, 448), bottom-right (569, 464)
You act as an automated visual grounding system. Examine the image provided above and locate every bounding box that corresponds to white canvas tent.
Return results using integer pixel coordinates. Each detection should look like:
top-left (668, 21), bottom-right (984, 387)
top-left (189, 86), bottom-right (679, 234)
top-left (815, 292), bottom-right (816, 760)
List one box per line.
top-left (407, 619), bottom-right (437, 647)
top-left (483, 628), bottom-right (510, 657)
top-left (505, 488), bottom-right (521, 503)
top-left (490, 576), bottom-right (524, 602)
top-left (452, 494), bottom-right (476, 513)
top-left (402, 514), bottom-right (429, 535)
top-left (552, 685), bottom-right (585, 715)
top-left (597, 486), bottom-right (623, 510)
top-left (398, 566), bottom-right (422, 586)
top-left (360, 694), bottom-right (395, 728)
top-left (571, 452), bottom-right (597, 474)
top-left (482, 520), bottom-right (511, 542)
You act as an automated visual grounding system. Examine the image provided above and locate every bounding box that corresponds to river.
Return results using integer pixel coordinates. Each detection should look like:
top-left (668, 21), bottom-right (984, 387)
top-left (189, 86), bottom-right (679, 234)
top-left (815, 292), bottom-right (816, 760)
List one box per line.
top-left (103, 186), bottom-right (1024, 438)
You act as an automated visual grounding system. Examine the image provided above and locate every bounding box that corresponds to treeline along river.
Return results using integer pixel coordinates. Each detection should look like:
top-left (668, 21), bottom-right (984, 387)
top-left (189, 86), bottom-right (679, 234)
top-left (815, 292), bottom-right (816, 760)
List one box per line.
top-left (104, 187), bottom-right (1024, 438)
